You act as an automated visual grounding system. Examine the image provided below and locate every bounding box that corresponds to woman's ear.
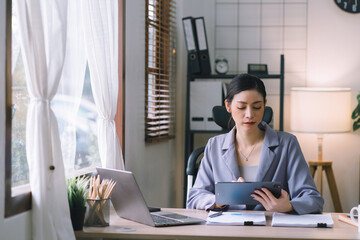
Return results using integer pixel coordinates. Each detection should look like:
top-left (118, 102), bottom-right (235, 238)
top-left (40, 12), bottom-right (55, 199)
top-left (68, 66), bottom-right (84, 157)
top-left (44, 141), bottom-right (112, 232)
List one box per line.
top-left (225, 100), bottom-right (231, 113)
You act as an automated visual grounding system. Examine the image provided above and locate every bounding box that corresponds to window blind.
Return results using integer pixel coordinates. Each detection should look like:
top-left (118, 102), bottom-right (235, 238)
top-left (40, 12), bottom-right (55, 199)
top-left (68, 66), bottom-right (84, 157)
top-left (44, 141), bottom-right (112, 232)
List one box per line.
top-left (145, 0), bottom-right (176, 142)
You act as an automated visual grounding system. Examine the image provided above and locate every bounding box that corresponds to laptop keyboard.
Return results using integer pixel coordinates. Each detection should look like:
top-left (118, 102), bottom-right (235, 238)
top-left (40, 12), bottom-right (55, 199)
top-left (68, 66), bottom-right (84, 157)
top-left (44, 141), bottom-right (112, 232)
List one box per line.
top-left (151, 214), bottom-right (181, 225)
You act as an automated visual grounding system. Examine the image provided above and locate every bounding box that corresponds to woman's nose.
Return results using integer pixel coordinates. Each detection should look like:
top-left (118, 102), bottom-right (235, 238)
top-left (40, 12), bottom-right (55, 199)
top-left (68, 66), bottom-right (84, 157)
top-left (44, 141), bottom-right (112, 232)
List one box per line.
top-left (245, 107), bottom-right (254, 118)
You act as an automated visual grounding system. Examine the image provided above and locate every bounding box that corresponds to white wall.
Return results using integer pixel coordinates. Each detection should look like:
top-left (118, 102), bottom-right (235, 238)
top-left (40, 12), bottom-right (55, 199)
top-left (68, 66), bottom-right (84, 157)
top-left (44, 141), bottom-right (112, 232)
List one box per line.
top-left (124, 0), bottom-right (179, 207)
top-left (307, 0), bottom-right (360, 89)
top-left (174, 0), bottom-right (217, 207)
top-left (297, 0), bottom-right (360, 212)
top-left (124, 0), bottom-right (220, 208)
top-left (0, 0), bottom-right (31, 238)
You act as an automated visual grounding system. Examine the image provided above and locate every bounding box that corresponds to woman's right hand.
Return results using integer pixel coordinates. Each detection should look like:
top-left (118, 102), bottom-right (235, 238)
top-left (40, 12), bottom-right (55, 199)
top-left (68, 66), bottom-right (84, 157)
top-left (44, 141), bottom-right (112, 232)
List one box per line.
top-left (233, 177), bottom-right (245, 182)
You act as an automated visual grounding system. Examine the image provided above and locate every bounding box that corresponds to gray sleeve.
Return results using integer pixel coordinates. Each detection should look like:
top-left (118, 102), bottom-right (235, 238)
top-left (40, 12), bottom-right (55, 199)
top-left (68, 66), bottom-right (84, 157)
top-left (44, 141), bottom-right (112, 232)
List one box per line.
top-left (286, 135), bottom-right (324, 214)
top-left (186, 138), bottom-right (216, 210)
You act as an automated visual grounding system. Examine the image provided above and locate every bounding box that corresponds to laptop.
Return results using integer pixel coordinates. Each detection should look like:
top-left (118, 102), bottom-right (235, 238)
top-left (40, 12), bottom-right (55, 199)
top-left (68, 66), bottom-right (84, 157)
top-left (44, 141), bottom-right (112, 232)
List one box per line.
top-left (96, 167), bottom-right (205, 227)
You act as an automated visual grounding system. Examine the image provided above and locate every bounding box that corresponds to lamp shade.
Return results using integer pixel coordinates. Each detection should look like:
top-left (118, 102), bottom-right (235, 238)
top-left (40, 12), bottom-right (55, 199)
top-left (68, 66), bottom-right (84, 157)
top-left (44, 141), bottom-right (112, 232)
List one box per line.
top-left (290, 87), bottom-right (351, 134)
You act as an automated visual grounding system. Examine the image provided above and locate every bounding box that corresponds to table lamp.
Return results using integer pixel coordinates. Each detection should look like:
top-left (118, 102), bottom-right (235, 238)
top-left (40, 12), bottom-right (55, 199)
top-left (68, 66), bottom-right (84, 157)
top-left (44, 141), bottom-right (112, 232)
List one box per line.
top-left (290, 87), bottom-right (351, 212)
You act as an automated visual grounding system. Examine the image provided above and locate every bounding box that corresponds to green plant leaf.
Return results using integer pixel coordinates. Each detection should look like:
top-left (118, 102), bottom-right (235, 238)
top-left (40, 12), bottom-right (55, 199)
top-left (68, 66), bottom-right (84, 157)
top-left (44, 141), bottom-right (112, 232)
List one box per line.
top-left (67, 176), bottom-right (89, 209)
top-left (353, 119), bottom-right (360, 132)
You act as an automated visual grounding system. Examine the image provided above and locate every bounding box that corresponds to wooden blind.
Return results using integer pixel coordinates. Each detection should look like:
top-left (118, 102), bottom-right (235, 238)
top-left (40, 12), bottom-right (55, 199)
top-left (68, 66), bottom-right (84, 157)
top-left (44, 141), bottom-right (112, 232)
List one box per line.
top-left (145, 0), bottom-right (176, 142)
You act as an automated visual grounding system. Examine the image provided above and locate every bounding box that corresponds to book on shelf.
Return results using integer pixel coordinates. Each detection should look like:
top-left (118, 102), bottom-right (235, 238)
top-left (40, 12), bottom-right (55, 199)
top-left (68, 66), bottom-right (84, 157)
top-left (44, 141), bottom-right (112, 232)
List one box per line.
top-left (338, 214), bottom-right (358, 228)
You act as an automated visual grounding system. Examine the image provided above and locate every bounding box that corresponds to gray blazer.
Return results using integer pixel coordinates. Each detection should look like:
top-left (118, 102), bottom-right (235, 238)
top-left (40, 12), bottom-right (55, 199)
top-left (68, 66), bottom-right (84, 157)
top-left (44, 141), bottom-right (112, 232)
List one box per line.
top-left (187, 122), bottom-right (324, 214)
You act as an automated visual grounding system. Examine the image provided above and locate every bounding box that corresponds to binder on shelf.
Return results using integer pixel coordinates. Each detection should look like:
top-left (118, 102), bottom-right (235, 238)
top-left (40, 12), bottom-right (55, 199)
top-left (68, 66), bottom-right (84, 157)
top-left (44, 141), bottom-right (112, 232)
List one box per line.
top-left (182, 17), bottom-right (200, 74)
top-left (193, 17), bottom-right (211, 75)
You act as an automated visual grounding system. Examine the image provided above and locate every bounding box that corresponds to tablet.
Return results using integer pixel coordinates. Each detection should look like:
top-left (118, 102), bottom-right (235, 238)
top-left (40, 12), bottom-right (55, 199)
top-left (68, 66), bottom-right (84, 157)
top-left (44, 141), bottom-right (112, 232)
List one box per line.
top-left (215, 181), bottom-right (282, 205)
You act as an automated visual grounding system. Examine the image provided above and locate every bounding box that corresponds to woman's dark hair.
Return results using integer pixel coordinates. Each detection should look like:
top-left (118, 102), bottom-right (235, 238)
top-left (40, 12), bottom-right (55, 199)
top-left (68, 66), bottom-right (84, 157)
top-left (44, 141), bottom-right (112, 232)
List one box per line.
top-left (225, 73), bottom-right (266, 104)
top-left (225, 74), bottom-right (267, 130)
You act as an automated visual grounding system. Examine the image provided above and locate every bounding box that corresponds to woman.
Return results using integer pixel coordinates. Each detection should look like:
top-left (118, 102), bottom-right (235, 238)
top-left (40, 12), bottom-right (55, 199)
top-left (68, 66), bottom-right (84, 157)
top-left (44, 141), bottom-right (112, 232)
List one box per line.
top-left (186, 74), bottom-right (323, 214)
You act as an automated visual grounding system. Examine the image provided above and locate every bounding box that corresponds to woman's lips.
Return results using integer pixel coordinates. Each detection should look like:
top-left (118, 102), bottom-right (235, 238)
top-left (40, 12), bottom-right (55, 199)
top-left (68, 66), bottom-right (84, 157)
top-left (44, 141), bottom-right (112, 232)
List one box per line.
top-left (244, 121), bottom-right (255, 125)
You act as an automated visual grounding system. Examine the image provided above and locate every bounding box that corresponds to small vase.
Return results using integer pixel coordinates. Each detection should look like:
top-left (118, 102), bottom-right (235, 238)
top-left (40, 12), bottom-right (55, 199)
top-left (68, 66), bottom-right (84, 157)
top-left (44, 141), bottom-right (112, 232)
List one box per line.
top-left (70, 206), bottom-right (86, 231)
top-left (84, 198), bottom-right (110, 227)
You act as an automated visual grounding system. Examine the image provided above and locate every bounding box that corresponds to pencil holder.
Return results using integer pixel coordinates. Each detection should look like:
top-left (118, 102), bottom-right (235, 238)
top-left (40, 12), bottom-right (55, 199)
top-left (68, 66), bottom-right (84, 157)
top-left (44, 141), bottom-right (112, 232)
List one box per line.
top-left (84, 198), bottom-right (110, 227)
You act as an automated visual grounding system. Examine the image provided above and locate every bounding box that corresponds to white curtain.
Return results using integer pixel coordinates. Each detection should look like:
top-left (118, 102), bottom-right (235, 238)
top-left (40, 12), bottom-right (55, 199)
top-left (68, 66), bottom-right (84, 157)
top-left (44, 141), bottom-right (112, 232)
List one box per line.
top-left (57, 0), bottom-right (87, 173)
top-left (15, 0), bottom-right (75, 239)
top-left (81, 0), bottom-right (124, 170)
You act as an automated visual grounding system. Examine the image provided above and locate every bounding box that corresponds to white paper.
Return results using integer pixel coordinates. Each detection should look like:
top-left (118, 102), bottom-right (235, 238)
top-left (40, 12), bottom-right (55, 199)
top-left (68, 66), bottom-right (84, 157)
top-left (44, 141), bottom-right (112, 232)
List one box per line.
top-left (206, 211), bottom-right (266, 226)
top-left (271, 212), bottom-right (334, 228)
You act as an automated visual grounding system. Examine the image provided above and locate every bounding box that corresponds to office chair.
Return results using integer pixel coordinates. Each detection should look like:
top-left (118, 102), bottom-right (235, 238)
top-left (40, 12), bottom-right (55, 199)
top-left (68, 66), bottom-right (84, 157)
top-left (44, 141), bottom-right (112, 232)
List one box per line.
top-left (185, 105), bottom-right (273, 203)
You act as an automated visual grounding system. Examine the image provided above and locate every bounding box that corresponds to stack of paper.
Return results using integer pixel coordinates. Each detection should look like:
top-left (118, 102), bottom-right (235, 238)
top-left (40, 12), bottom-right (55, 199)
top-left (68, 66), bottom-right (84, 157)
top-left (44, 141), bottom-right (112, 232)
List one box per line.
top-left (206, 211), bottom-right (266, 226)
top-left (271, 212), bottom-right (334, 228)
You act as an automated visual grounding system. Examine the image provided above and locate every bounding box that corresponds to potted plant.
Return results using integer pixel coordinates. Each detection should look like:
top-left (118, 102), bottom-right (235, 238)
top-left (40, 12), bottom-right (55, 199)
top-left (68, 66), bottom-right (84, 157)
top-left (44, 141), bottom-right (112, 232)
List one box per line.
top-left (67, 175), bottom-right (89, 231)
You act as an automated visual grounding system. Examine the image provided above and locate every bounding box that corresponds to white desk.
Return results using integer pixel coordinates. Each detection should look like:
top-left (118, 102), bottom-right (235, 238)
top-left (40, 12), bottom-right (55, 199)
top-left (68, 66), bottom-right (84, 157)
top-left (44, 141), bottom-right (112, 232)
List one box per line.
top-left (75, 208), bottom-right (360, 240)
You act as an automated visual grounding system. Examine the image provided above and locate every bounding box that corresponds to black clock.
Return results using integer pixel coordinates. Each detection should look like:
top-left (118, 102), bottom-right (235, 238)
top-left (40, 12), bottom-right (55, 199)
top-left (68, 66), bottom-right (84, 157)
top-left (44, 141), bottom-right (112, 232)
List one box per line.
top-left (334, 0), bottom-right (360, 14)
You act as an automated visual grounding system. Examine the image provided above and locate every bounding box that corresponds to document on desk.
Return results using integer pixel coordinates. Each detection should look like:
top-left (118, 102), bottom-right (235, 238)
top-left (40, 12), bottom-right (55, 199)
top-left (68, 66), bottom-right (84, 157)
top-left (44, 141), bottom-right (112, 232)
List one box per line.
top-left (271, 212), bottom-right (334, 228)
top-left (206, 211), bottom-right (266, 226)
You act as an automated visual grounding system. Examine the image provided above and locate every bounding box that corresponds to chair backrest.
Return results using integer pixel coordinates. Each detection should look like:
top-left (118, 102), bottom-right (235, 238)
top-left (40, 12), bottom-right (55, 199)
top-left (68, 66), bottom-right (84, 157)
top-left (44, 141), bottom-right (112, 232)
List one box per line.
top-left (185, 146), bottom-right (205, 202)
top-left (186, 105), bottom-right (273, 204)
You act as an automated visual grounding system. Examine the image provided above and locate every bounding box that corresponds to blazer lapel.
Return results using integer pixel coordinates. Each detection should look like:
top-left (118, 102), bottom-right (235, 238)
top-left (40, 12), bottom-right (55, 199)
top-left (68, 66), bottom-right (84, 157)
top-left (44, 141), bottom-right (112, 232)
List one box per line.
top-left (221, 128), bottom-right (240, 180)
top-left (256, 123), bottom-right (279, 181)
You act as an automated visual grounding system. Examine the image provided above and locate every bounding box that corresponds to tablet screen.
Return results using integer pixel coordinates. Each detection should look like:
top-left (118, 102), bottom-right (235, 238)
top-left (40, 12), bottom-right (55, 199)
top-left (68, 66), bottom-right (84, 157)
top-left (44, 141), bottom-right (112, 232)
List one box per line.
top-left (215, 181), bottom-right (282, 205)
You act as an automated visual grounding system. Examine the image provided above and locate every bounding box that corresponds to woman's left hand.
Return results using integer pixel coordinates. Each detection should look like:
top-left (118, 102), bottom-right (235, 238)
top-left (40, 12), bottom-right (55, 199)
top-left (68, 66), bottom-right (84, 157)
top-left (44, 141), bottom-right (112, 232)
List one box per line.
top-left (251, 188), bottom-right (293, 213)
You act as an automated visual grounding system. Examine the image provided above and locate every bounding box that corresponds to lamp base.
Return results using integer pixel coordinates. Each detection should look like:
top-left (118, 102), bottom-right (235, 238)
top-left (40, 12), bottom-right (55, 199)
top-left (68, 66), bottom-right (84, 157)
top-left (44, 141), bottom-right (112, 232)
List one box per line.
top-left (308, 160), bottom-right (342, 212)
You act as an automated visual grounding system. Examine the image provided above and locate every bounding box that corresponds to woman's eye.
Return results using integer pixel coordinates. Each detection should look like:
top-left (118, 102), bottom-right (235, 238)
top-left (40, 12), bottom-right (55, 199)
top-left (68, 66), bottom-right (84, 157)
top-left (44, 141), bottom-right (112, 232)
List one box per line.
top-left (253, 106), bottom-right (262, 110)
top-left (237, 107), bottom-right (246, 110)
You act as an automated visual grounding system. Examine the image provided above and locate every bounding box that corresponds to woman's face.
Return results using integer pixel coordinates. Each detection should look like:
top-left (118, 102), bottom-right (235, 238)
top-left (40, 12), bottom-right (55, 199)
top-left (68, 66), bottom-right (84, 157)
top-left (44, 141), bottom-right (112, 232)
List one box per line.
top-left (225, 89), bottom-right (265, 133)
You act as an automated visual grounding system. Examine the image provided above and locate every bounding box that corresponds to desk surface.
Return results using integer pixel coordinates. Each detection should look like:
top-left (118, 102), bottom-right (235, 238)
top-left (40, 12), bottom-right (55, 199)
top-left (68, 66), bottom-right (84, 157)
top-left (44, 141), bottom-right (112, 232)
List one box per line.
top-left (75, 208), bottom-right (360, 240)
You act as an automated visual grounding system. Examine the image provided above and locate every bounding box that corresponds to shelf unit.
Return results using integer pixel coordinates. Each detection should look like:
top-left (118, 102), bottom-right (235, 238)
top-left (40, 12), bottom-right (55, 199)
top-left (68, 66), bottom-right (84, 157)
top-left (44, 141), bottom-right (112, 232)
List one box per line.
top-left (183, 55), bottom-right (285, 205)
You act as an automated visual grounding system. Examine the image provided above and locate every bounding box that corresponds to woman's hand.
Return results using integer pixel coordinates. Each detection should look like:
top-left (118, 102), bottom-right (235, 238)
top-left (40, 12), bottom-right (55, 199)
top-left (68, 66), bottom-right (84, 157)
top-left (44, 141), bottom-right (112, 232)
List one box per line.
top-left (251, 188), bottom-right (293, 213)
top-left (233, 177), bottom-right (245, 182)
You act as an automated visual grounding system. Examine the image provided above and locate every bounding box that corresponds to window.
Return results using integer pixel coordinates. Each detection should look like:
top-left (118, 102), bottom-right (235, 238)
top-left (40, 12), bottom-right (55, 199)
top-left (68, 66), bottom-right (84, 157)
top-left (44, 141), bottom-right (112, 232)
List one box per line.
top-left (53, 65), bottom-right (101, 177)
top-left (5, 0), bottom-right (125, 217)
top-left (8, 3), bottom-right (101, 185)
top-left (145, 0), bottom-right (176, 142)
top-left (5, 0), bottom-right (31, 217)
